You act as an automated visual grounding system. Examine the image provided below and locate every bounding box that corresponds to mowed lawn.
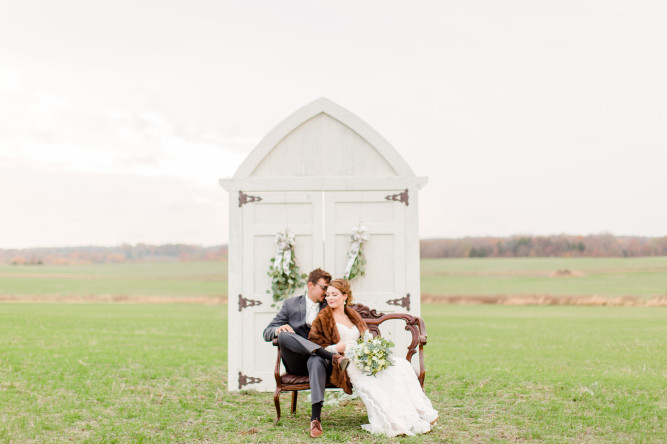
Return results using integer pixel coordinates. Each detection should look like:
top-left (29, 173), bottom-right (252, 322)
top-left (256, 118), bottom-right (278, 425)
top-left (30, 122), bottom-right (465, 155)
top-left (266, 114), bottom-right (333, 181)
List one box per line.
top-left (0, 303), bottom-right (664, 442)
top-left (2, 257), bottom-right (667, 302)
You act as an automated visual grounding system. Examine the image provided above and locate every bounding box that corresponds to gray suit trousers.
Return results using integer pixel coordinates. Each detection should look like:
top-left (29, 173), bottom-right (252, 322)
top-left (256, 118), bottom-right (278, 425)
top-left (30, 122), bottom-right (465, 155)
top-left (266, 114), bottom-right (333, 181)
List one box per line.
top-left (277, 332), bottom-right (331, 405)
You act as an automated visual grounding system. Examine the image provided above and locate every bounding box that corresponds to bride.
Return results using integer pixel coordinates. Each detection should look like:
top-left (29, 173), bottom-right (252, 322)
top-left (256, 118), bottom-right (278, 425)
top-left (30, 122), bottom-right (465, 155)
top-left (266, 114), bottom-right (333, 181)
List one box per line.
top-left (308, 278), bottom-right (438, 437)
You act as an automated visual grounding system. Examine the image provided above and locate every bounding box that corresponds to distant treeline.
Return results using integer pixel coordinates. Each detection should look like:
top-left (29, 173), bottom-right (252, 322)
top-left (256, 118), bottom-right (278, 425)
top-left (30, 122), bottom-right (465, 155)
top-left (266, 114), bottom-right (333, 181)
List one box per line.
top-left (1, 244), bottom-right (228, 265)
top-left (3, 235), bottom-right (667, 265)
top-left (420, 234), bottom-right (667, 258)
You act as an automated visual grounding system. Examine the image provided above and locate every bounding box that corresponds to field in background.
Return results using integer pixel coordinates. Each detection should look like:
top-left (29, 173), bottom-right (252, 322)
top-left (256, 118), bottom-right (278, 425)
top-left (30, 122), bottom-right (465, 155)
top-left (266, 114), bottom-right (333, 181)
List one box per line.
top-left (1, 257), bottom-right (666, 304)
top-left (422, 257), bottom-right (667, 305)
top-left (1, 303), bottom-right (664, 442)
top-left (0, 261), bottom-right (227, 302)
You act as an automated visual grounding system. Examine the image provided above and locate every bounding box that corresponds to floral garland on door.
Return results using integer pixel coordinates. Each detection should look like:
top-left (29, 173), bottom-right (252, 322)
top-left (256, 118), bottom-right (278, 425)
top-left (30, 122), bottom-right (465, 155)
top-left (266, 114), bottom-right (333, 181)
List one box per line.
top-left (267, 229), bottom-right (307, 306)
top-left (343, 224), bottom-right (369, 281)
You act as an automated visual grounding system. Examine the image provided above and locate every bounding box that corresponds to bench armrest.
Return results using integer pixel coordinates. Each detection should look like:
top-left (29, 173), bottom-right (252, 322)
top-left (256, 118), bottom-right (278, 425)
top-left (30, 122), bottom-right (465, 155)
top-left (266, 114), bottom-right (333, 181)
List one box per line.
top-left (272, 338), bottom-right (282, 387)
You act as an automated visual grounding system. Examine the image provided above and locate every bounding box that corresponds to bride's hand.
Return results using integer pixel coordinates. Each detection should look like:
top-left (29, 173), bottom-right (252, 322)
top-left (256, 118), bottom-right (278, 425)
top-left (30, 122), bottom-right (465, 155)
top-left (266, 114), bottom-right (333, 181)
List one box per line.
top-left (334, 342), bottom-right (346, 354)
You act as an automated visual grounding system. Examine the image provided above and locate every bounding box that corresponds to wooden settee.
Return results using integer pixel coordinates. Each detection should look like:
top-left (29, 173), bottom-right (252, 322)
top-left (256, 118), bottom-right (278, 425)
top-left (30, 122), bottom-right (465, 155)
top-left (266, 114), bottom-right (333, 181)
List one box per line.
top-left (272, 303), bottom-right (427, 424)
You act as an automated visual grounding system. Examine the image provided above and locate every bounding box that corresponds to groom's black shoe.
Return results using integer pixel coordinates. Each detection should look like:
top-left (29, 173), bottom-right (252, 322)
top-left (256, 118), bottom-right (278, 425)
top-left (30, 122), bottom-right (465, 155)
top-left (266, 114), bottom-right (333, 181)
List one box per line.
top-left (332, 355), bottom-right (349, 371)
top-left (310, 419), bottom-right (323, 438)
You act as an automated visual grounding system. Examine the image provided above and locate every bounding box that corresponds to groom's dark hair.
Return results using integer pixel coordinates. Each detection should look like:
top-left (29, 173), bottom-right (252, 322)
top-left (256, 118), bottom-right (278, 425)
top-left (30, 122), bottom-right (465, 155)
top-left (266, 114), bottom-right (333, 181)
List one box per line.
top-left (308, 268), bottom-right (332, 284)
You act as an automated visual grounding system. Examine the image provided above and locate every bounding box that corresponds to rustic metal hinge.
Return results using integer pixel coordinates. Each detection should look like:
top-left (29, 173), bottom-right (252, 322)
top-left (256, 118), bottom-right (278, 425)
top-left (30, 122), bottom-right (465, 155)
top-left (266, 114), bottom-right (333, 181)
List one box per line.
top-left (239, 190), bottom-right (262, 207)
top-left (238, 371), bottom-right (262, 390)
top-left (385, 188), bottom-right (409, 206)
top-left (387, 293), bottom-right (410, 311)
top-left (238, 294), bottom-right (262, 312)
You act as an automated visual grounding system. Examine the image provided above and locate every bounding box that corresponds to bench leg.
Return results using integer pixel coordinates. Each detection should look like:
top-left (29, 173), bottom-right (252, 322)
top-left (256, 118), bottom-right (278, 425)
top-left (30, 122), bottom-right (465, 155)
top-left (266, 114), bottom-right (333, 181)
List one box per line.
top-left (273, 388), bottom-right (281, 425)
top-left (291, 390), bottom-right (298, 414)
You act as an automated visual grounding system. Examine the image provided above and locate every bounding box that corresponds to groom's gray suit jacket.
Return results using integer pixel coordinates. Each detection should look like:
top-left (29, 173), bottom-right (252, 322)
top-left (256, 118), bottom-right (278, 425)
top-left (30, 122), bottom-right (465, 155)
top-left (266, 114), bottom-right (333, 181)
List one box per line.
top-left (263, 294), bottom-right (326, 342)
top-left (262, 293), bottom-right (329, 404)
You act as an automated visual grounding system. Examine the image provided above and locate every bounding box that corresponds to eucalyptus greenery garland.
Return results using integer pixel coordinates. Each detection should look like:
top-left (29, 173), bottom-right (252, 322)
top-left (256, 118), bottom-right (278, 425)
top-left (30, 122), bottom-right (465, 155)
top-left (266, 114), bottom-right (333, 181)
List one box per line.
top-left (346, 248), bottom-right (366, 281)
top-left (267, 230), bottom-right (307, 306)
top-left (267, 254), bottom-right (306, 306)
top-left (344, 224), bottom-right (369, 281)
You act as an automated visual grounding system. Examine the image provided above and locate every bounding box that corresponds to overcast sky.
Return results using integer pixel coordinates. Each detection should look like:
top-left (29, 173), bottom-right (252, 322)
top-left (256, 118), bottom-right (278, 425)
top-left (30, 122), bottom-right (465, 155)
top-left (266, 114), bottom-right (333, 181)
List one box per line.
top-left (1, 1), bottom-right (665, 249)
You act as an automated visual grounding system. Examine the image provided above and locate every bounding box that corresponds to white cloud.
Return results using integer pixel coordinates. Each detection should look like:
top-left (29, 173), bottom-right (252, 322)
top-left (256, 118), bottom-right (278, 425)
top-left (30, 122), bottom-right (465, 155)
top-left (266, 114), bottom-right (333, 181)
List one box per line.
top-left (0, 76), bottom-right (250, 185)
top-left (0, 65), bottom-right (25, 93)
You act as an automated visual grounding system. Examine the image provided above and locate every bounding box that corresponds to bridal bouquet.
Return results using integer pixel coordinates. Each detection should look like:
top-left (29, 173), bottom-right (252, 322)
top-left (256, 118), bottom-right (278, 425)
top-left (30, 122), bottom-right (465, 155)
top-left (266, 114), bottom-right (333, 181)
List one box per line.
top-left (351, 331), bottom-right (394, 376)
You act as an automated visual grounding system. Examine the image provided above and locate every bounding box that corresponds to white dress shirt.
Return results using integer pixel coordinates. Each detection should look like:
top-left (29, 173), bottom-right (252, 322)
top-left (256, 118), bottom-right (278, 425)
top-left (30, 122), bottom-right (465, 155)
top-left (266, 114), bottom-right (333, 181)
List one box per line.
top-left (305, 296), bottom-right (319, 326)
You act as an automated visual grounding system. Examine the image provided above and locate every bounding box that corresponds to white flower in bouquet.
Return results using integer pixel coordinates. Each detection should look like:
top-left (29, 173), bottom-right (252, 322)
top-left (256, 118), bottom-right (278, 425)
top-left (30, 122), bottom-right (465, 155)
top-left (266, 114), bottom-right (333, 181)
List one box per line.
top-left (351, 331), bottom-right (394, 376)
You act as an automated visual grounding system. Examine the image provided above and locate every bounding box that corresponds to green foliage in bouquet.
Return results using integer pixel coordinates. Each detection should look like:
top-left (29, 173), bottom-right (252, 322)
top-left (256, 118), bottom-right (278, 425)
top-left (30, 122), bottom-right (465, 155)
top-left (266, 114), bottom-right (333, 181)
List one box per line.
top-left (267, 253), bottom-right (307, 307)
top-left (352, 331), bottom-right (394, 376)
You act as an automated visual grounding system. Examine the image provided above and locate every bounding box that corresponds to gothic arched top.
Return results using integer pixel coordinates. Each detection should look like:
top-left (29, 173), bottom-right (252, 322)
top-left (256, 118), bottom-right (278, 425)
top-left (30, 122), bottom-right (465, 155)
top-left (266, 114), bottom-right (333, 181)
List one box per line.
top-left (232, 98), bottom-right (416, 179)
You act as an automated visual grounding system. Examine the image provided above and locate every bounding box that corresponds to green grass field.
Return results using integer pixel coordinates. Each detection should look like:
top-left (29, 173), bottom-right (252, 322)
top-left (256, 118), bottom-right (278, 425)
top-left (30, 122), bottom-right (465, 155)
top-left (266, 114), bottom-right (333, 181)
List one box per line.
top-left (0, 258), bottom-right (665, 441)
top-left (2, 257), bottom-right (666, 302)
top-left (0, 303), bottom-right (664, 442)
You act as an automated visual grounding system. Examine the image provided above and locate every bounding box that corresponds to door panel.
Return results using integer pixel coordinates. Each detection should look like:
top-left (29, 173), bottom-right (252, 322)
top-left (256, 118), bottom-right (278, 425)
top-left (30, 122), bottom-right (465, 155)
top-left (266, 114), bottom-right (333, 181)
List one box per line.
top-left (325, 190), bottom-right (413, 372)
top-left (237, 191), bottom-right (323, 392)
top-left (325, 190), bottom-right (406, 308)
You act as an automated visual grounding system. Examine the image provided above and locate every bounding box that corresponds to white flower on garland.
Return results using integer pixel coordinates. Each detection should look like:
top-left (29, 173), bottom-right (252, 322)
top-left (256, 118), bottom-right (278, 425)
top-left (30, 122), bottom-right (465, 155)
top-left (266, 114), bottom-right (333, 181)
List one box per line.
top-left (267, 229), bottom-right (307, 306)
top-left (351, 331), bottom-right (394, 376)
top-left (343, 224), bottom-right (369, 280)
top-left (274, 230), bottom-right (295, 274)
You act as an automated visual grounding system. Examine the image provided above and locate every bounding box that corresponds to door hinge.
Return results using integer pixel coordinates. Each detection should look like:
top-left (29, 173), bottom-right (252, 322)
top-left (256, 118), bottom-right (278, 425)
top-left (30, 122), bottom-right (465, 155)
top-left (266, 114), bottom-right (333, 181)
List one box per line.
top-left (238, 294), bottom-right (262, 312)
top-left (239, 190), bottom-right (262, 207)
top-left (385, 188), bottom-right (409, 206)
top-left (387, 293), bottom-right (410, 311)
top-left (238, 371), bottom-right (262, 390)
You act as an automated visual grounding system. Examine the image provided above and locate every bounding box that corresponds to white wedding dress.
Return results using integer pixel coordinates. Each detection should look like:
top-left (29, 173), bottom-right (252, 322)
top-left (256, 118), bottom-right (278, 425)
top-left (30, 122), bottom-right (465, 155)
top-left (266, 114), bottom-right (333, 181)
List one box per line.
top-left (337, 323), bottom-right (439, 437)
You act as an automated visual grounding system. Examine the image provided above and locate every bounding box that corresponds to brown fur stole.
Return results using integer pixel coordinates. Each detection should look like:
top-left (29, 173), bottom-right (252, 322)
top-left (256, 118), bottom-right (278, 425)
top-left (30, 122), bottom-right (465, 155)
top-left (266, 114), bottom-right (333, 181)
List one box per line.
top-left (308, 305), bottom-right (368, 394)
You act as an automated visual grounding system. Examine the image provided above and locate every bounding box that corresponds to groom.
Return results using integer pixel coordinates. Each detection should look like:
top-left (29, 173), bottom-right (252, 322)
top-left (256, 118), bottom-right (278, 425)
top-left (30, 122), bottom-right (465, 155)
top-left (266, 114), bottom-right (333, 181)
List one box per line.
top-left (263, 268), bottom-right (348, 438)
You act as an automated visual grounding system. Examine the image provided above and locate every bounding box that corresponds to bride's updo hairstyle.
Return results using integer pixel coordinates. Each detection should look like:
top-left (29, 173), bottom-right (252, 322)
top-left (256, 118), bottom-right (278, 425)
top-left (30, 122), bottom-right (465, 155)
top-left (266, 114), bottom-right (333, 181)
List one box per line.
top-left (329, 278), bottom-right (354, 305)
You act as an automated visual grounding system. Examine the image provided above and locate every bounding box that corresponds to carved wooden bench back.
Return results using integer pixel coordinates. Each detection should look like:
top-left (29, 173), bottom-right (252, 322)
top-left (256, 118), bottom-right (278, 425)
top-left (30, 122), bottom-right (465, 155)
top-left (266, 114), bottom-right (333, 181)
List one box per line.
top-left (351, 303), bottom-right (428, 387)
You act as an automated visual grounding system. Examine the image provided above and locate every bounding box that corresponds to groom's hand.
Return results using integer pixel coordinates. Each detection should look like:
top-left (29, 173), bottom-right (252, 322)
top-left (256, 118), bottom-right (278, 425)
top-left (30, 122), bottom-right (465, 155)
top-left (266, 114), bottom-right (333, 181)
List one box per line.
top-left (276, 324), bottom-right (294, 335)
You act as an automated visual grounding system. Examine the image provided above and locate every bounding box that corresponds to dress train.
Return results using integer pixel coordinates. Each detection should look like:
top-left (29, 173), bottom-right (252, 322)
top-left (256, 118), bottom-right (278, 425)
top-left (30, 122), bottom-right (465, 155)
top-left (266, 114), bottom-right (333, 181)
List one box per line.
top-left (337, 323), bottom-right (438, 437)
